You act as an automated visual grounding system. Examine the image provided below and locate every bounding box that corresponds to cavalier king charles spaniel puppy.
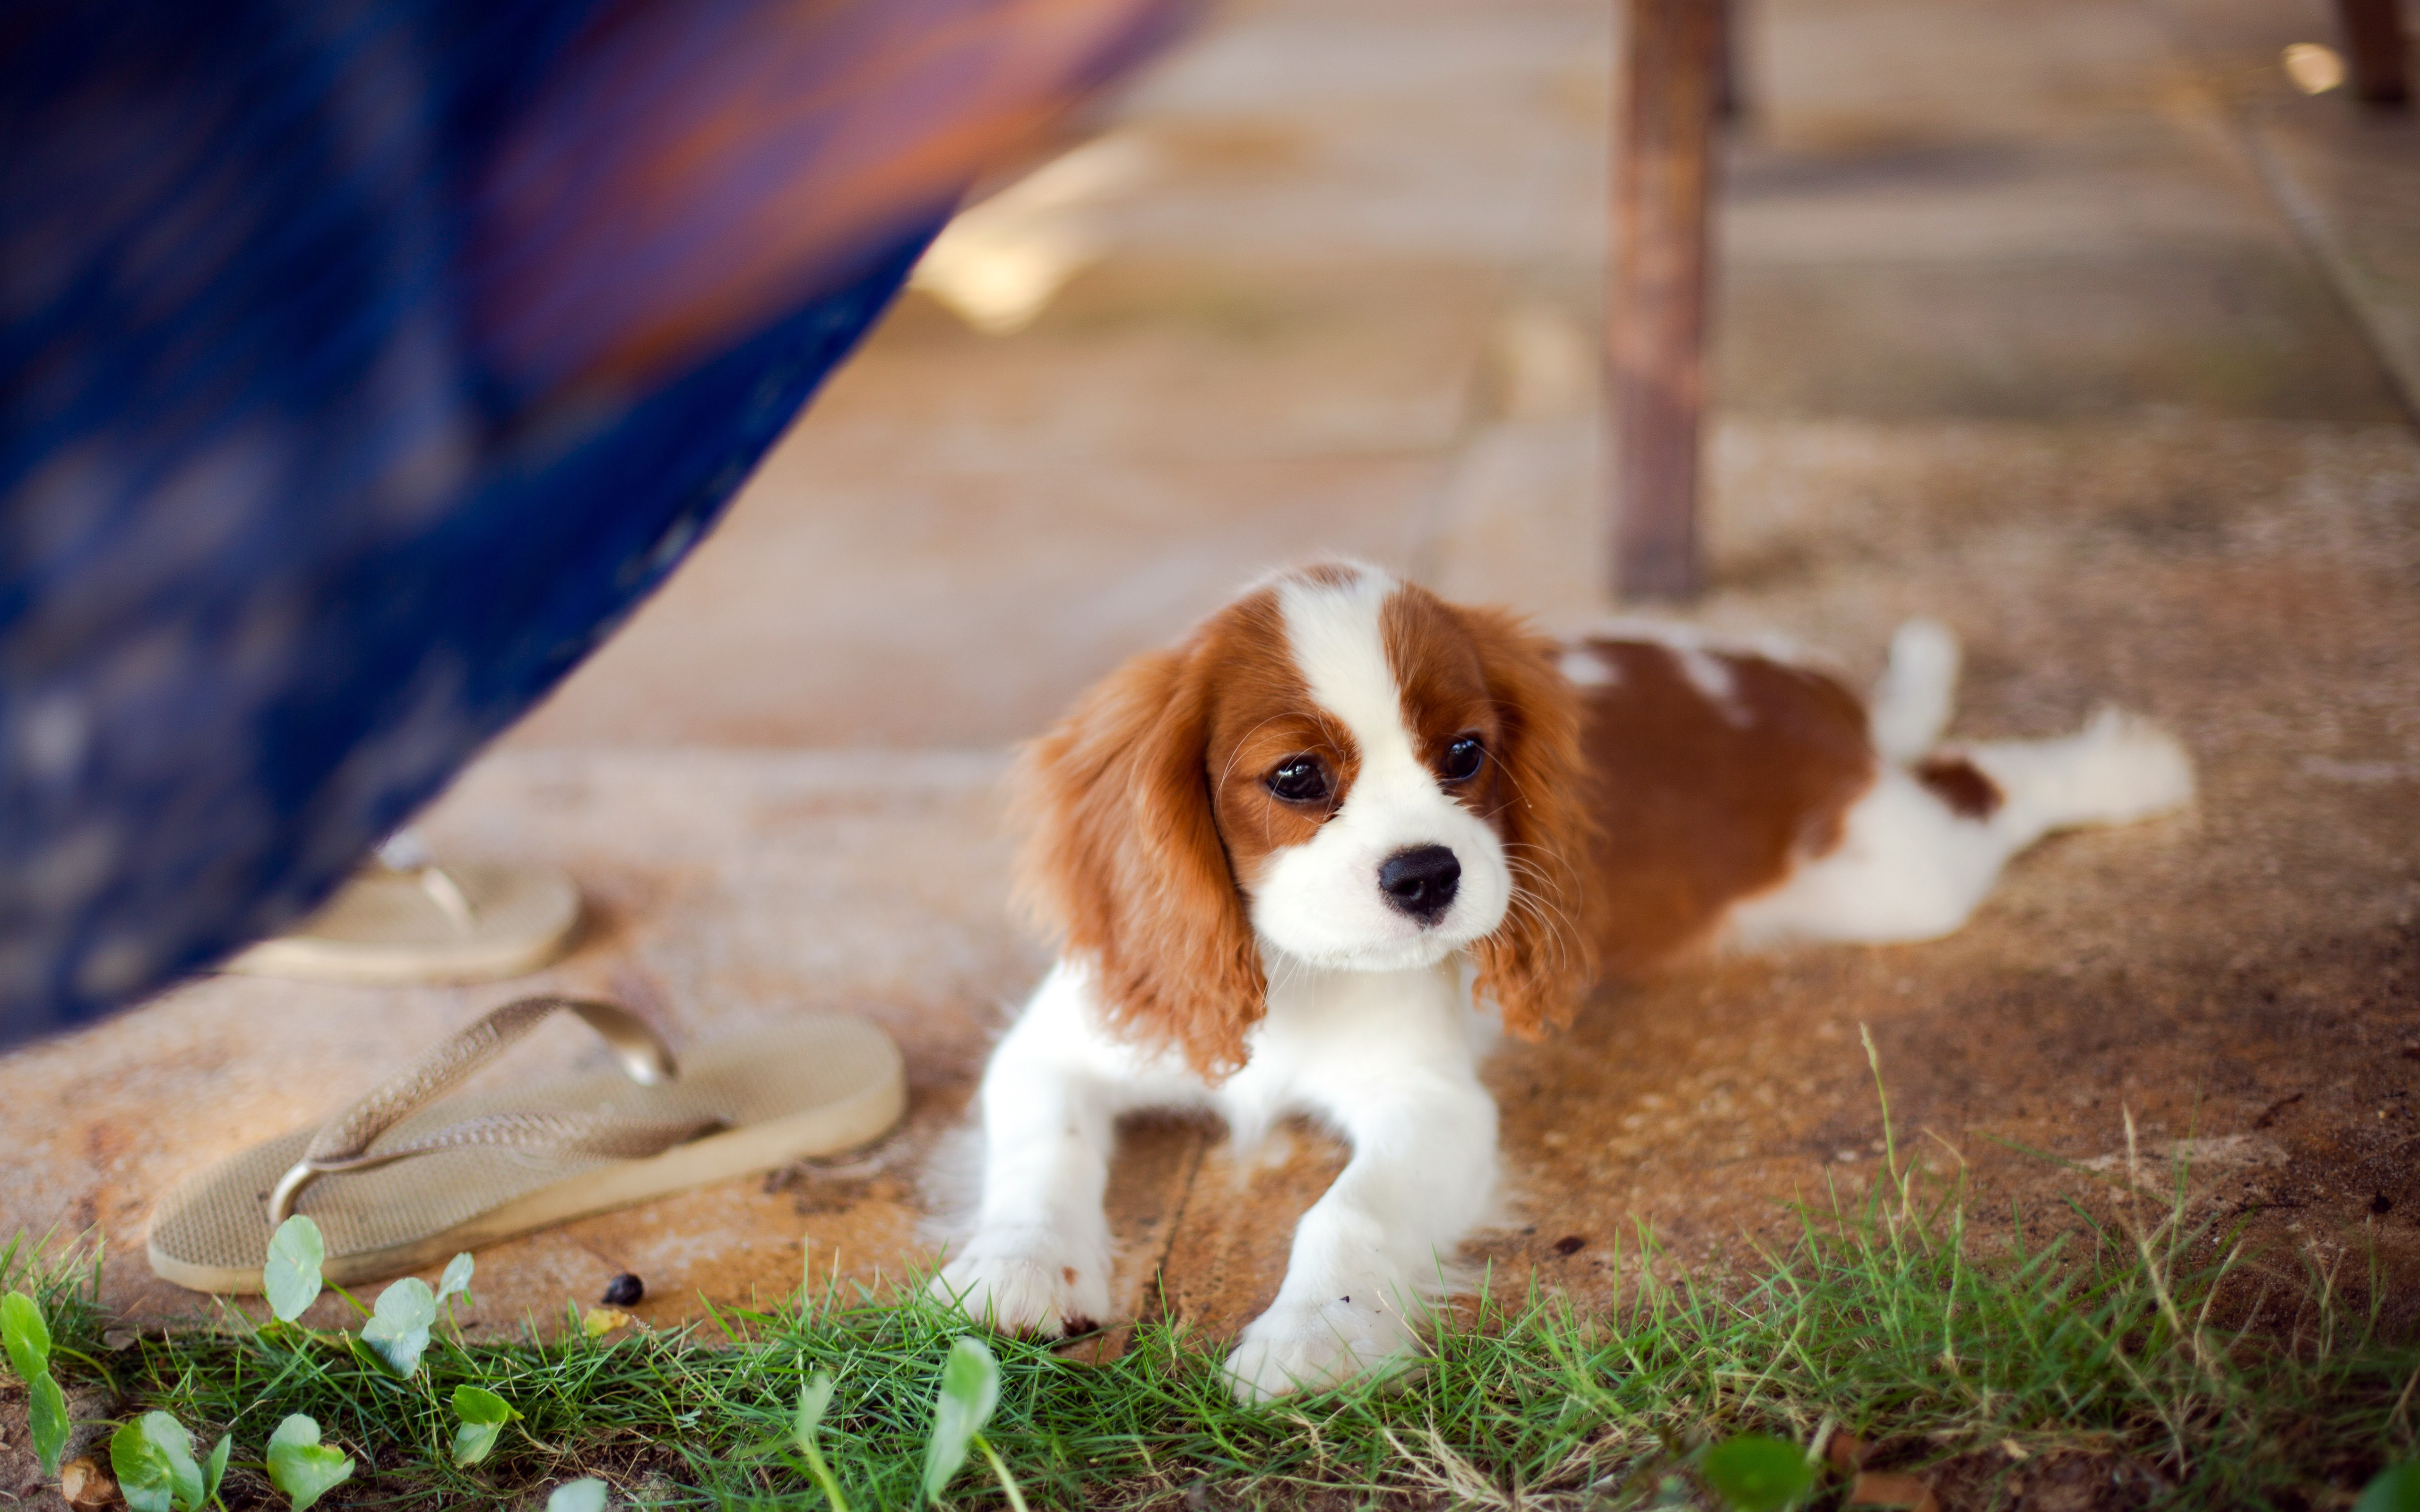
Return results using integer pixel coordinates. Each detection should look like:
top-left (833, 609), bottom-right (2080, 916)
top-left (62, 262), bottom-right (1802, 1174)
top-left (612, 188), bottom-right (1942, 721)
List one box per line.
top-left (935, 560), bottom-right (2191, 1400)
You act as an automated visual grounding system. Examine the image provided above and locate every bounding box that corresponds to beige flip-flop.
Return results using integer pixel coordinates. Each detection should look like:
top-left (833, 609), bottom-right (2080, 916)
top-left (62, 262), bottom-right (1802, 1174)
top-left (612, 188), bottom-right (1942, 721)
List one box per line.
top-left (223, 833), bottom-right (581, 985)
top-left (147, 996), bottom-right (906, 1294)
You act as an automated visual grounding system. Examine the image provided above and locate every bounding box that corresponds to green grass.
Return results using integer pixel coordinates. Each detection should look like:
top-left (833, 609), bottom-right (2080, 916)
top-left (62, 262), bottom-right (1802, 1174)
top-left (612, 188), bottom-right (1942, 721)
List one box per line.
top-left (10, 1074), bottom-right (2420, 1509)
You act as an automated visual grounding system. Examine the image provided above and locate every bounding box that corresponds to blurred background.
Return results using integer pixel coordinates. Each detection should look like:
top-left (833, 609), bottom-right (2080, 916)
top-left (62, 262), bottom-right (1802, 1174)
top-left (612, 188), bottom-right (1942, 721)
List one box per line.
top-left (3, 0), bottom-right (2416, 1335)
top-left (508, 0), bottom-right (2415, 750)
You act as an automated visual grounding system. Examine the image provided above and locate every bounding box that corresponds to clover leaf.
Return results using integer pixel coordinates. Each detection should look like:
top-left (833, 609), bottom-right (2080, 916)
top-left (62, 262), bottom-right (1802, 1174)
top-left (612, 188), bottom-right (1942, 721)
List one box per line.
top-left (111, 1411), bottom-right (204, 1512)
top-left (29, 1372), bottom-right (70, 1477)
top-left (436, 1253), bottom-right (475, 1307)
top-left (263, 1216), bottom-right (326, 1324)
top-left (361, 1277), bottom-right (437, 1377)
top-left (1, 1291), bottom-right (50, 1381)
top-left (450, 1384), bottom-right (519, 1468)
top-left (267, 1414), bottom-right (355, 1512)
top-left (547, 1478), bottom-right (608, 1512)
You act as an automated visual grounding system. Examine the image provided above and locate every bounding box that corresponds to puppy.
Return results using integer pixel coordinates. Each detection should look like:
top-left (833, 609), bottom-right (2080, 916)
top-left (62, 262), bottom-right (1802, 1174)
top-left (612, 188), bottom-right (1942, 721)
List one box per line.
top-left (934, 561), bottom-right (2192, 1400)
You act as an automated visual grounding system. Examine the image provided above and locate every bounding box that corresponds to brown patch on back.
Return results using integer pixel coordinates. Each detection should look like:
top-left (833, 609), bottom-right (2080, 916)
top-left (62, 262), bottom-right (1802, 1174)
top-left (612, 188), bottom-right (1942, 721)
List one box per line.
top-left (1914, 753), bottom-right (2003, 819)
top-left (1383, 585), bottom-right (1599, 1037)
top-left (1577, 640), bottom-right (1876, 978)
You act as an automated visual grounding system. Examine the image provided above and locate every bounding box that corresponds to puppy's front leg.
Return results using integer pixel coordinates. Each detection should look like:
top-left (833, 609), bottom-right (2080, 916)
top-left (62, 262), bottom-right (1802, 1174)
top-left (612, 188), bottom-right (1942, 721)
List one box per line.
top-left (933, 968), bottom-right (1120, 1335)
top-left (1224, 1073), bottom-right (1498, 1401)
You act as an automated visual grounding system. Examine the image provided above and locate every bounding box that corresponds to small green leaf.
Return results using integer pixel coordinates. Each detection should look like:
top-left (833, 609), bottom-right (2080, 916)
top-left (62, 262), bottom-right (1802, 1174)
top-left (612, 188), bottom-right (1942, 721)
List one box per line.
top-left (267, 1414), bottom-right (355, 1512)
top-left (546, 1478), bottom-right (608, 1512)
top-left (450, 1385), bottom-right (518, 1467)
top-left (263, 1216), bottom-right (326, 1324)
top-left (452, 1418), bottom-right (504, 1469)
top-left (112, 1412), bottom-right (202, 1512)
top-left (202, 1434), bottom-right (231, 1507)
top-left (1703, 1433), bottom-right (1814, 1512)
top-left (453, 1384), bottom-right (517, 1426)
top-left (361, 1277), bottom-right (438, 1376)
top-left (113, 1417), bottom-right (175, 1512)
top-left (2358, 1464), bottom-right (2420, 1512)
top-left (146, 1411), bottom-right (206, 1512)
top-left (922, 1335), bottom-right (1001, 1504)
top-left (28, 1371), bottom-right (69, 1476)
top-left (791, 1373), bottom-right (852, 1512)
top-left (794, 1372), bottom-right (835, 1451)
top-left (436, 1252), bottom-right (475, 1305)
top-left (2, 1291), bottom-right (51, 1381)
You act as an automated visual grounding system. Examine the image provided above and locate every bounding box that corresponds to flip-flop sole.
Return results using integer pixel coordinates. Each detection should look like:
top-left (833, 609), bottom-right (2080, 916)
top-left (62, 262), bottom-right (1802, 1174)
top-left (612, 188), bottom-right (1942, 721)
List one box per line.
top-left (147, 1015), bottom-right (904, 1294)
top-left (222, 864), bottom-right (581, 985)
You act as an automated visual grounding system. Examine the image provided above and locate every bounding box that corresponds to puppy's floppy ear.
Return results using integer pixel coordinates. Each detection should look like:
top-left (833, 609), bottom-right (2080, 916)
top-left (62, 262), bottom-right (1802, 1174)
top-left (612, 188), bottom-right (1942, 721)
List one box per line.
top-left (1455, 605), bottom-right (1600, 1038)
top-left (1011, 644), bottom-right (1265, 1080)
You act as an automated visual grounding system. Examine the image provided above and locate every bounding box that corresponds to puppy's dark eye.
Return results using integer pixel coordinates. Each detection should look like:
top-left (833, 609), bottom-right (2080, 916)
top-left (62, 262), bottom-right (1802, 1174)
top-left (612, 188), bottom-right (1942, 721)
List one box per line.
top-left (1266, 756), bottom-right (1332, 805)
top-left (1440, 736), bottom-right (1486, 783)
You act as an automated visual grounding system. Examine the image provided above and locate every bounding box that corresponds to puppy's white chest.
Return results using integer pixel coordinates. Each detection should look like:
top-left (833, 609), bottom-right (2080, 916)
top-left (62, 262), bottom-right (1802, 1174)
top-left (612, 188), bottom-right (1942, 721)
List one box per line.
top-left (1216, 957), bottom-right (1480, 1119)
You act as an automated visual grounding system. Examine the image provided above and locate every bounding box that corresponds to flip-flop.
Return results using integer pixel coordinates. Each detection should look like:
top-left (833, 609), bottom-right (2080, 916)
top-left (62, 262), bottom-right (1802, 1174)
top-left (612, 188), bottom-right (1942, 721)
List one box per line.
top-left (220, 852), bottom-right (582, 986)
top-left (147, 996), bottom-right (907, 1294)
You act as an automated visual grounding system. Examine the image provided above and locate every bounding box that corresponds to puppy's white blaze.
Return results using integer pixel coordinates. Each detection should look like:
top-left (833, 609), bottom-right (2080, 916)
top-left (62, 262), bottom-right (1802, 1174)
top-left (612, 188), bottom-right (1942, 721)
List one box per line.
top-left (1251, 570), bottom-right (1513, 970)
top-left (1275, 569), bottom-right (1402, 752)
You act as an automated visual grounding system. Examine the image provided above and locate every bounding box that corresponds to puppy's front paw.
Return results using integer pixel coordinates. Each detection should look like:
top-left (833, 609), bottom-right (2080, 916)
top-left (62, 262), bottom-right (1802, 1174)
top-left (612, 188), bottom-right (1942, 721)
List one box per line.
top-left (1224, 1296), bottom-right (1424, 1402)
top-left (931, 1229), bottom-right (1111, 1337)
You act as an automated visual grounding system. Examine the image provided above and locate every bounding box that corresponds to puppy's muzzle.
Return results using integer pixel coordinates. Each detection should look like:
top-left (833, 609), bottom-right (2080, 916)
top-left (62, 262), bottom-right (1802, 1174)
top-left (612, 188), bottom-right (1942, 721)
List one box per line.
top-left (1378, 845), bottom-right (1461, 924)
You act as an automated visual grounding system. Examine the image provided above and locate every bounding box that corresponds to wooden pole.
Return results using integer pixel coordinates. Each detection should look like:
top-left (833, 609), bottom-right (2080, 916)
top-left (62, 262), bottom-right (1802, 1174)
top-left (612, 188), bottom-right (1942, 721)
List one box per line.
top-left (1608, 0), bottom-right (1723, 601)
top-left (2335, 0), bottom-right (2409, 105)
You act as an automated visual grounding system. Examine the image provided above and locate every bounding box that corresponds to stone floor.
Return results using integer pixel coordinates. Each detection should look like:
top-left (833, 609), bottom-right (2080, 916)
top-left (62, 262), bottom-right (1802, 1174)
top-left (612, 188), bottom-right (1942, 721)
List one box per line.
top-left (4, 0), bottom-right (2418, 1349)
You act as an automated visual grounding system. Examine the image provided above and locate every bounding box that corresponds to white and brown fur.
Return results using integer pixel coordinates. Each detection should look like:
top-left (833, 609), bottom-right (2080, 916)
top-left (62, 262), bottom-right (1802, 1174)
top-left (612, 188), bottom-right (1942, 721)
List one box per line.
top-left (934, 561), bottom-right (2192, 1400)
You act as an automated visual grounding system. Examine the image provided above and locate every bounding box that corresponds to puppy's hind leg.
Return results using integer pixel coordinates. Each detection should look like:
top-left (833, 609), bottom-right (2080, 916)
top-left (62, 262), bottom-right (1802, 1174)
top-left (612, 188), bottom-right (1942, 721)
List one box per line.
top-left (1967, 706), bottom-right (2195, 850)
top-left (1725, 766), bottom-right (2019, 948)
top-left (1727, 705), bottom-right (2195, 952)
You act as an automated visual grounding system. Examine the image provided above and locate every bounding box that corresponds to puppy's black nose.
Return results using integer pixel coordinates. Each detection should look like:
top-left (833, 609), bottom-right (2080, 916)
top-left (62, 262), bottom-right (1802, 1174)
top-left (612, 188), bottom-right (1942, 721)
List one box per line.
top-left (1378, 845), bottom-right (1461, 922)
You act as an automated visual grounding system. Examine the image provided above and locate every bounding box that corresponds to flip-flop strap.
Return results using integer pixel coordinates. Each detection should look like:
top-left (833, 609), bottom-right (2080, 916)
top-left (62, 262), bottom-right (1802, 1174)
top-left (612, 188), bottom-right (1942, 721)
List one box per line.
top-left (269, 996), bottom-right (707, 1224)
top-left (374, 829), bottom-right (478, 936)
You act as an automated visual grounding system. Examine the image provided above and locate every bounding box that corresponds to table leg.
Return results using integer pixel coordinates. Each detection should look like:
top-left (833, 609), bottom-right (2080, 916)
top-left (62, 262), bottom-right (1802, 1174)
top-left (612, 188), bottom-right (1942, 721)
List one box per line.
top-left (2336, 0), bottom-right (2410, 105)
top-left (1609, 0), bottom-right (1724, 601)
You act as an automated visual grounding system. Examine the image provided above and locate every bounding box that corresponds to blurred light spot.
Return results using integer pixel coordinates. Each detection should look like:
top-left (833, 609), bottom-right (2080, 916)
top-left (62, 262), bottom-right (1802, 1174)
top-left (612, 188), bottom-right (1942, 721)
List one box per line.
top-left (2282, 43), bottom-right (2347, 94)
top-left (910, 136), bottom-right (1154, 335)
top-left (21, 695), bottom-right (90, 779)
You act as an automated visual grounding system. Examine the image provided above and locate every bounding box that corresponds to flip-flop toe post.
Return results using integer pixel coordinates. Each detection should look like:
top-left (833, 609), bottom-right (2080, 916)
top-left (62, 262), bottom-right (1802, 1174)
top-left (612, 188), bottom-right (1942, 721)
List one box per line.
top-left (147, 996), bottom-right (906, 1294)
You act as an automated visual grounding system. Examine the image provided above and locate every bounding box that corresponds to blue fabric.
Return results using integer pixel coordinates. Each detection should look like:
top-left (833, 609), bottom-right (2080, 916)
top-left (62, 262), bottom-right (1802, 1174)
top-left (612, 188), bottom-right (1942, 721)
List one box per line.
top-left (0, 0), bottom-right (939, 1043)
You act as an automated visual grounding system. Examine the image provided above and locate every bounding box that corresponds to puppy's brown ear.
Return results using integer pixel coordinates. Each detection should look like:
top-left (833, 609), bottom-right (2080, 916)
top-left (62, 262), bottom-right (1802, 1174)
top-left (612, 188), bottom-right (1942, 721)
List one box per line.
top-left (1456, 606), bottom-right (1599, 1038)
top-left (1011, 644), bottom-right (1265, 1080)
